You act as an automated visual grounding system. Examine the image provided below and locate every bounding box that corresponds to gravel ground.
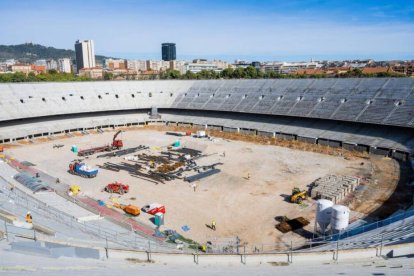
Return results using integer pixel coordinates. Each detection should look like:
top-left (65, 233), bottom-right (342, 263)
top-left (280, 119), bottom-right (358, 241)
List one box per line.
top-left (6, 129), bottom-right (371, 247)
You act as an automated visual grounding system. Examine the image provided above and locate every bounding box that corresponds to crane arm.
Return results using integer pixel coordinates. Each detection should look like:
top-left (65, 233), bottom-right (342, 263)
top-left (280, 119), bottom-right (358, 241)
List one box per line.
top-left (113, 130), bottom-right (122, 141)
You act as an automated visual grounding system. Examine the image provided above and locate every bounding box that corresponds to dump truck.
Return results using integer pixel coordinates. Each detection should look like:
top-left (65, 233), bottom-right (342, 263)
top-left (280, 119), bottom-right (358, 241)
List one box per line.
top-left (68, 162), bottom-right (98, 178)
top-left (290, 187), bottom-right (307, 204)
top-left (103, 182), bottom-right (129, 194)
top-left (78, 130), bottom-right (123, 156)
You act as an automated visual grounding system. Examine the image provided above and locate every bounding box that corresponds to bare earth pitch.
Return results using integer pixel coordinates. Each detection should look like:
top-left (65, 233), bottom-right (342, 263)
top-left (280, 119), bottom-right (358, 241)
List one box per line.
top-left (6, 128), bottom-right (399, 247)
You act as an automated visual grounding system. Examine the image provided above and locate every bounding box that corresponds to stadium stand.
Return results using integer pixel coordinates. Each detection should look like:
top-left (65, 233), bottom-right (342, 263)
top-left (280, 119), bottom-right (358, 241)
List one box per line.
top-left (0, 78), bottom-right (413, 160)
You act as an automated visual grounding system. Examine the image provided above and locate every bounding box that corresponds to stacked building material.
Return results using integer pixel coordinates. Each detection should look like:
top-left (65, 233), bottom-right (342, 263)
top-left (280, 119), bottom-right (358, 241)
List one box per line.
top-left (310, 175), bottom-right (360, 204)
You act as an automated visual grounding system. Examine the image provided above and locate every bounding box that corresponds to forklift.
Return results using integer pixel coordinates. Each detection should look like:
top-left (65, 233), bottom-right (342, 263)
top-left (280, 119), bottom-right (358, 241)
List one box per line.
top-left (290, 187), bottom-right (307, 204)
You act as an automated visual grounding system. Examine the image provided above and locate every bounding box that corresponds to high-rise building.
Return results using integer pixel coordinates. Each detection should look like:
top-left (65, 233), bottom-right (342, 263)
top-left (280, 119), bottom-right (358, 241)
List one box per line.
top-left (74, 40), bottom-right (96, 72)
top-left (161, 43), bottom-right (176, 61)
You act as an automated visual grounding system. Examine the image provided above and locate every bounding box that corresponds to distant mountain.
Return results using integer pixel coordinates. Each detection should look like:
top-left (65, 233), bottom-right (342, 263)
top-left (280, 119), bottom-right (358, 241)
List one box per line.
top-left (0, 43), bottom-right (112, 65)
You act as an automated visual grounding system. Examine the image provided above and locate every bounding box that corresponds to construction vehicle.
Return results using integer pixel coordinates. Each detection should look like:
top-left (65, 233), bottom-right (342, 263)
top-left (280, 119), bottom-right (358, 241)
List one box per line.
top-left (112, 130), bottom-right (123, 149)
top-left (113, 203), bottom-right (140, 216)
top-left (68, 161), bottom-right (98, 178)
top-left (103, 182), bottom-right (129, 194)
top-left (77, 130), bottom-right (123, 156)
top-left (290, 187), bottom-right (307, 204)
top-left (141, 203), bottom-right (166, 215)
top-left (69, 185), bottom-right (81, 195)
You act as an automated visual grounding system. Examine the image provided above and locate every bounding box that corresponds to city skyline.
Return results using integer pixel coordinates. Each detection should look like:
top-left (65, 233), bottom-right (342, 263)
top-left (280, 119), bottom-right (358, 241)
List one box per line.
top-left (0, 0), bottom-right (413, 61)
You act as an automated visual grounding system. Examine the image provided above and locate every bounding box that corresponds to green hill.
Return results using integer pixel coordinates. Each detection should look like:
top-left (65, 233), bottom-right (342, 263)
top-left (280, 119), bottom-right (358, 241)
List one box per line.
top-left (0, 43), bottom-right (112, 65)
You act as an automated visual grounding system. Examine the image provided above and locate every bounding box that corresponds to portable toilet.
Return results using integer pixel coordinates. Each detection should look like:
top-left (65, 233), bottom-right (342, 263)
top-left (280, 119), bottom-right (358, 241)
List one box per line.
top-left (154, 212), bottom-right (164, 226)
top-left (71, 145), bottom-right (78, 153)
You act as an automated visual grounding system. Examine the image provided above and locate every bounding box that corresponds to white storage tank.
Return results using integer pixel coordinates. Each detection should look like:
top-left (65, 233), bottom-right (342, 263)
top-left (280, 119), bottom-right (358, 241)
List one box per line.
top-left (316, 199), bottom-right (333, 233)
top-left (330, 205), bottom-right (350, 232)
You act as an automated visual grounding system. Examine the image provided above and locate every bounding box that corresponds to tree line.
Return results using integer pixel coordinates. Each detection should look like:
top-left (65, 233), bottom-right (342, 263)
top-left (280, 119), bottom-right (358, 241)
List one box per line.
top-left (0, 67), bottom-right (405, 83)
top-left (160, 67), bottom-right (406, 80)
top-left (0, 70), bottom-right (91, 82)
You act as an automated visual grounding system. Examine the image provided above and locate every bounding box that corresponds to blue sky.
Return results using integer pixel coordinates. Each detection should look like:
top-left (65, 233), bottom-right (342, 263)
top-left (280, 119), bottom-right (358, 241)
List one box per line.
top-left (1, 0), bottom-right (413, 61)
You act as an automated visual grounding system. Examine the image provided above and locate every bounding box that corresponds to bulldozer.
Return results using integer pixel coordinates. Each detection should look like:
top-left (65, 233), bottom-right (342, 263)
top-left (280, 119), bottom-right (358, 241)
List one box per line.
top-left (290, 187), bottom-right (307, 204)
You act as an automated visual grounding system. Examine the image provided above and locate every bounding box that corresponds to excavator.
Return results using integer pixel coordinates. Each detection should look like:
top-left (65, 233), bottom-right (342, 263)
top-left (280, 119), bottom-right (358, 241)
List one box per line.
top-left (290, 187), bottom-right (307, 204)
top-left (112, 130), bottom-right (123, 149)
top-left (78, 130), bottom-right (123, 156)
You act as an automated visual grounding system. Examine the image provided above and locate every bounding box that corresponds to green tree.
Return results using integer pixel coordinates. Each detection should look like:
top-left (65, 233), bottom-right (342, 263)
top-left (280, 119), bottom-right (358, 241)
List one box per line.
top-left (244, 66), bottom-right (258, 79)
top-left (182, 70), bottom-right (196, 80)
top-left (220, 68), bottom-right (234, 79)
top-left (11, 72), bottom-right (27, 82)
top-left (103, 72), bottom-right (113, 80)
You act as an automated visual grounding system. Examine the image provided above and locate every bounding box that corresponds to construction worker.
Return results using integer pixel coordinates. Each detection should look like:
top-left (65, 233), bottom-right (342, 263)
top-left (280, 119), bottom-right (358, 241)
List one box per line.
top-left (192, 183), bottom-right (197, 192)
top-left (211, 220), bottom-right (216, 231)
top-left (25, 212), bottom-right (33, 223)
top-left (247, 173), bottom-right (250, 180)
top-left (56, 178), bottom-right (60, 184)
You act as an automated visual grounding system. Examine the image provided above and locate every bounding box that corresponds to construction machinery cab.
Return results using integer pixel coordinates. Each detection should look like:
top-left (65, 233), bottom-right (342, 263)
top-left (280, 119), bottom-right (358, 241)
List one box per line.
top-left (69, 161), bottom-right (78, 171)
top-left (290, 187), bottom-right (307, 204)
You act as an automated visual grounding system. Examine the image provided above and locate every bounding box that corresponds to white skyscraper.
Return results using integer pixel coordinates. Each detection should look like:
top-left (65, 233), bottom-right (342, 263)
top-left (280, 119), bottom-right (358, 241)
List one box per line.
top-left (74, 40), bottom-right (96, 72)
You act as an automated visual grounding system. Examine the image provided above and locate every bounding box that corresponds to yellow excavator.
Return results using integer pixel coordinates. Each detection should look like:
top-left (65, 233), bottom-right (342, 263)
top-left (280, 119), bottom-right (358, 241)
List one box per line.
top-left (290, 187), bottom-right (307, 204)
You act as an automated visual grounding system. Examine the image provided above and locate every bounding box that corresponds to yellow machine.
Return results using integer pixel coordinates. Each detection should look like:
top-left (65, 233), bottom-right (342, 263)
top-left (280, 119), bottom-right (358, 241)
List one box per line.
top-left (113, 203), bottom-right (140, 216)
top-left (69, 185), bottom-right (81, 195)
top-left (290, 187), bottom-right (307, 204)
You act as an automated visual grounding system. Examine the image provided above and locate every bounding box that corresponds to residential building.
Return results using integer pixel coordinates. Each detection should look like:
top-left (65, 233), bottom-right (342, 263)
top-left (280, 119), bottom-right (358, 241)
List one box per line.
top-left (127, 60), bottom-right (147, 72)
top-left (184, 63), bottom-right (221, 73)
top-left (11, 64), bottom-right (31, 74)
top-left (193, 59), bottom-right (229, 69)
top-left (57, 58), bottom-right (72, 73)
top-left (78, 67), bottom-right (103, 79)
top-left (146, 60), bottom-right (170, 72)
top-left (105, 59), bottom-right (127, 70)
top-left (392, 62), bottom-right (414, 76)
top-left (4, 59), bottom-right (16, 66)
top-left (74, 39), bottom-right (96, 72)
top-left (30, 64), bottom-right (46, 74)
top-left (161, 43), bottom-right (176, 61)
top-left (46, 59), bottom-right (58, 71)
top-left (34, 59), bottom-right (47, 66)
top-left (233, 60), bottom-right (253, 68)
top-left (0, 64), bottom-right (7, 72)
top-left (170, 60), bottom-right (187, 74)
top-left (262, 61), bottom-right (321, 74)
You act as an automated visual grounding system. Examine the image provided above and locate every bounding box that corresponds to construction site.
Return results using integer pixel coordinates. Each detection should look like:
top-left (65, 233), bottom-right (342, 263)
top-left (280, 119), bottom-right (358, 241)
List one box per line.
top-left (3, 126), bottom-right (403, 249)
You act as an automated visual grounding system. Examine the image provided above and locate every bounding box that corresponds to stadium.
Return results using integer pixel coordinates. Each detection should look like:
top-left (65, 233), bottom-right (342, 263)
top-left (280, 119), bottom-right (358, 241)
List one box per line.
top-left (1, 77), bottom-right (414, 273)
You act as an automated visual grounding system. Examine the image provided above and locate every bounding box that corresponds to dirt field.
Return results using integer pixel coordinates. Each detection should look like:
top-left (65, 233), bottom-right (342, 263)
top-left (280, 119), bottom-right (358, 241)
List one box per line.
top-left (5, 128), bottom-right (395, 247)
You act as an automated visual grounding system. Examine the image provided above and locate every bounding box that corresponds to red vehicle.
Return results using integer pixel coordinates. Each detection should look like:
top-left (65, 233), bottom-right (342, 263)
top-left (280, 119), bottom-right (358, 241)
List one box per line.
top-left (141, 203), bottom-right (166, 215)
top-left (103, 182), bottom-right (129, 194)
top-left (78, 130), bottom-right (123, 156)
